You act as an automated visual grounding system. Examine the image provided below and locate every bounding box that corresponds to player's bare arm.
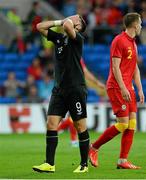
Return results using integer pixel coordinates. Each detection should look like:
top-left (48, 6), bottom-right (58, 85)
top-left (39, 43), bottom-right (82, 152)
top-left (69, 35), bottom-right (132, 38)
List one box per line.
top-left (112, 57), bottom-right (131, 102)
top-left (83, 66), bottom-right (105, 89)
top-left (63, 18), bottom-right (76, 39)
top-left (63, 14), bottom-right (84, 39)
top-left (37, 20), bottom-right (64, 37)
top-left (133, 64), bottom-right (145, 104)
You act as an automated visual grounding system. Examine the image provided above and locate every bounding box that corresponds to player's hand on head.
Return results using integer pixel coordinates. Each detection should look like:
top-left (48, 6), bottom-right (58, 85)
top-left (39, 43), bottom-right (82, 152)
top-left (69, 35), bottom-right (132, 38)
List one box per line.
top-left (68, 15), bottom-right (79, 23)
top-left (63, 17), bottom-right (70, 24)
top-left (138, 89), bottom-right (145, 104)
top-left (63, 18), bottom-right (74, 27)
top-left (63, 15), bottom-right (76, 25)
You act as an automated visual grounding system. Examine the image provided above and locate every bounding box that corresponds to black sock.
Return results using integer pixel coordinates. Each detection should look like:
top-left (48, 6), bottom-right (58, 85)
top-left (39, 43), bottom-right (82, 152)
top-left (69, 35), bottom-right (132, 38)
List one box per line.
top-left (46, 130), bottom-right (58, 166)
top-left (78, 130), bottom-right (90, 166)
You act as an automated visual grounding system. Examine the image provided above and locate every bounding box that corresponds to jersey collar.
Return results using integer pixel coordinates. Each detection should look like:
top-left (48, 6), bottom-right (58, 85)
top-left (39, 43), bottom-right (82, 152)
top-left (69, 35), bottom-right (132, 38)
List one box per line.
top-left (122, 31), bottom-right (135, 41)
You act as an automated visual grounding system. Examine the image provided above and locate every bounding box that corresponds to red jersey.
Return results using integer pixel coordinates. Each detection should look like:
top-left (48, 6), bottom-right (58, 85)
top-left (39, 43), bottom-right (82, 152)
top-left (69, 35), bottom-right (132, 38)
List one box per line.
top-left (106, 31), bottom-right (137, 90)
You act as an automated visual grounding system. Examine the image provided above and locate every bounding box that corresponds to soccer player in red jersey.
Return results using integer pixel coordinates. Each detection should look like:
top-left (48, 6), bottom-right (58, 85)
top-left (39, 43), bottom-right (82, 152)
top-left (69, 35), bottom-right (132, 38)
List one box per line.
top-left (89, 12), bottom-right (145, 169)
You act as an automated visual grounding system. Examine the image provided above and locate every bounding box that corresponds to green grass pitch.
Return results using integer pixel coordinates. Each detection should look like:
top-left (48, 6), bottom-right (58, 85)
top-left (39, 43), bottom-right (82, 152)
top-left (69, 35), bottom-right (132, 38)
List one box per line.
top-left (0, 131), bottom-right (146, 179)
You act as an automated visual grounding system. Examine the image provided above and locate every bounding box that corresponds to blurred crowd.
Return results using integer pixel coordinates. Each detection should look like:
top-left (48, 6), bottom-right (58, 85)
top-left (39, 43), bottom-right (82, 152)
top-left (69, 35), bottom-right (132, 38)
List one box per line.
top-left (3, 0), bottom-right (146, 50)
top-left (0, 0), bottom-right (146, 103)
top-left (49, 0), bottom-right (146, 44)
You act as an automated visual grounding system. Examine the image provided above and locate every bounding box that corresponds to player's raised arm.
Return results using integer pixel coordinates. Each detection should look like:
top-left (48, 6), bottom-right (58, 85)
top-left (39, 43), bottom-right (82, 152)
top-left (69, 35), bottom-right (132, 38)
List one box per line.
top-left (63, 15), bottom-right (86, 39)
top-left (37, 20), bottom-right (64, 37)
top-left (63, 19), bottom-right (76, 39)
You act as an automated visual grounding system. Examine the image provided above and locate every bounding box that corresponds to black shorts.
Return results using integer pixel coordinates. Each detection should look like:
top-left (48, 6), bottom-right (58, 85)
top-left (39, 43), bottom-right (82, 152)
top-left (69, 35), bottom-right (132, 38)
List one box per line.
top-left (47, 86), bottom-right (87, 121)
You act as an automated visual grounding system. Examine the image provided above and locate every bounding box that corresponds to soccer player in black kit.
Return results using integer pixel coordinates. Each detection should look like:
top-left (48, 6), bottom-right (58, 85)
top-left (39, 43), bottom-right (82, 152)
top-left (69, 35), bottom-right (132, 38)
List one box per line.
top-left (32, 15), bottom-right (89, 173)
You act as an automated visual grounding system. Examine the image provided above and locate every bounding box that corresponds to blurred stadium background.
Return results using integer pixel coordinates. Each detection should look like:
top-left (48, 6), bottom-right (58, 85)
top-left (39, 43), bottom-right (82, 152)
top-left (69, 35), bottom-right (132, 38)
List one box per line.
top-left (0, 0), bottom-right (146, 179)
top-left (0, 0), bottom-right (146, 133)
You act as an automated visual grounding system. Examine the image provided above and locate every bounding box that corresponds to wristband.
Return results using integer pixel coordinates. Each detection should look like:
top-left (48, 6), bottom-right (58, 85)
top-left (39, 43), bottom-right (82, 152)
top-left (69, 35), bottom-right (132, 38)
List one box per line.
top-left (54, 20), bottom-right (62, 26)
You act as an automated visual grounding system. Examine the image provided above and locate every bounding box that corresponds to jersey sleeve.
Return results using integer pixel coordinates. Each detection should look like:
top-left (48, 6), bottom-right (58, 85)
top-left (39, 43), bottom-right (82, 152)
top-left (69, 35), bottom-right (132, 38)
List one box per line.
top-left (47, 29), bottom-right (63, 43)
top-left (111, 37), bottom-right (123, 58)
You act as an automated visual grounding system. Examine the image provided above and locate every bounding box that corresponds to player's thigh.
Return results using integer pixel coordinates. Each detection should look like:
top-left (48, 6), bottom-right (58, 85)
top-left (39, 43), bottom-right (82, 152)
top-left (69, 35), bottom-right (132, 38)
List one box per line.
top-left (129, 112), bottom-right (136, 120)
top-left (47, 91), bottom-right (67, 118)
top-left (116, 116), bottom-right (129, 123)
top-left (107, 88), bottom-right (129, 117)
top-left (67, 86), bottom-right (87, 121)
top-left (47, 115), bottom-right (62, 130)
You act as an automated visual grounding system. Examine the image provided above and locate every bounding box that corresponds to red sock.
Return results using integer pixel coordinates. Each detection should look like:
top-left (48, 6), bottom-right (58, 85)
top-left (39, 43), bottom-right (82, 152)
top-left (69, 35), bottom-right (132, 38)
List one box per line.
top-left (92, 125), bottom-right (120, 149)
top-left (68, 121), bottom-right (77, 141)
top-left (58, 118), bottom-right (77, 141)
top-left (58, 118), bottom-right (70, 131)
top-left (120, 129), bottom-right (134, 159)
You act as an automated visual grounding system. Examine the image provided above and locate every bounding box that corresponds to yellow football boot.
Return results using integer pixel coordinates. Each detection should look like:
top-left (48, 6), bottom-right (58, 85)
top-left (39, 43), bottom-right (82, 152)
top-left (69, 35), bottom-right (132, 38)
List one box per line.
top-left (73, 165), bottom-right (88, 173)
top-left (33, 163), bottom-right (55, 173)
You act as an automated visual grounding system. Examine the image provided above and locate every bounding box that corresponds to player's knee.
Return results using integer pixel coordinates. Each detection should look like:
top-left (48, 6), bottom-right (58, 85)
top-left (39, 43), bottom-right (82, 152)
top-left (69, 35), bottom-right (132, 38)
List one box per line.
top-left (115, 122), bottom-right (129, 132)
top-left (128, 119), bottom-right (136, 130)
top-left (47, 119), bottom-right (58, 130)
top-left (74, 119), bottom-right (87, 133)
top-left (74, 124), bottom-right (86, 133)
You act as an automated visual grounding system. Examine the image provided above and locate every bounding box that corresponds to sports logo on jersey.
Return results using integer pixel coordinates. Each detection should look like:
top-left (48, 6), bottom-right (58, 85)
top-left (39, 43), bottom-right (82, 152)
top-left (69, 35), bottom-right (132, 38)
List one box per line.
top-left (122, 104), bottom-right (127, 111)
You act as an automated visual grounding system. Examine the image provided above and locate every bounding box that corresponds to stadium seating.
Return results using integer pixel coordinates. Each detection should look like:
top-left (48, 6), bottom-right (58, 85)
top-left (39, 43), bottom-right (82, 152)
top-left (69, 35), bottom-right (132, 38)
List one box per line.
top-left (87, 89), bottom-right (100, 102)
top-left (0, 44), bottom-right (146, 103)
top-left (0, 97), bottom-right (16, 103)
top-left (4, 53), bottom-right (19, 62)
top-left (0, 45), bottom-right (6, 53)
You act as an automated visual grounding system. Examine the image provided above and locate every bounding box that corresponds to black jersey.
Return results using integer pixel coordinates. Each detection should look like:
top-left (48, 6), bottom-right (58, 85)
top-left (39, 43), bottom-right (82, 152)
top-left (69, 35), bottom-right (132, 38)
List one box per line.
top-left (47, 29), bottom-right (86, 88)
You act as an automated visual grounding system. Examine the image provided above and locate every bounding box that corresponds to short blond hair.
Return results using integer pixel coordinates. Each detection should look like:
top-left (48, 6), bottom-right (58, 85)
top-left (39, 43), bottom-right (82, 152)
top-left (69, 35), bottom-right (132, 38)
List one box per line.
top-left (123, 12), bottom-right (141, 28)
